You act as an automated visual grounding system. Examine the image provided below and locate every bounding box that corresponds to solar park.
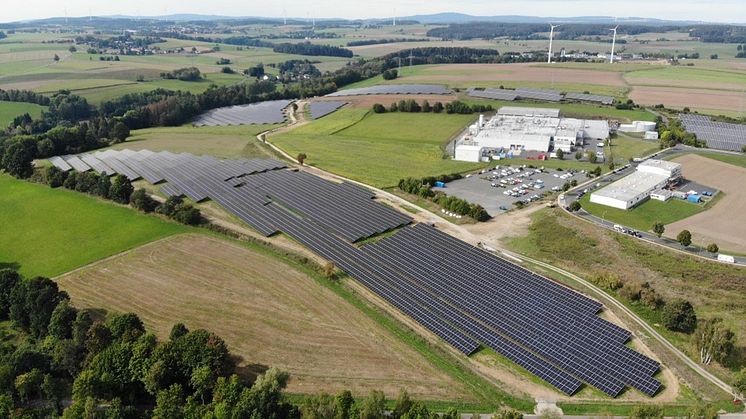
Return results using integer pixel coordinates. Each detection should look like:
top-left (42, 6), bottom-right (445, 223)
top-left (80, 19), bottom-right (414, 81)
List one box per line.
top-left (468, 87), bottom-right (614, 105)
top-left (680, 113), bottom-right (746, 152)
top-left (191, 100), bottom-right (291, 127)
top-left (48, 149), bottom-right (662, 398)
top-left (308, 101), bottom-right (347, 119)
top-left (326, 84), bottom-right (451, 97)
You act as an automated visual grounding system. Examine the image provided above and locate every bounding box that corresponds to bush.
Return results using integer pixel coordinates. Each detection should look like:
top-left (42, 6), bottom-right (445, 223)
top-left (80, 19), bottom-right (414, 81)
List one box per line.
top-left (372, 103), bottom-right (386, 113)
top-left (569, 201), bottom-right (581, 212)
top-left (706, 243), bottom-right (719, 253)
top-left (172, 205), bottom-right (202, 225)
top-left (676, 229), bottom-right (692, 247)
top-left (129, 188), bottom-right (158, 213)
top-left (382, 69), bottom-right (398, 80)
top-left (661, 299), bottom-right (697, 333)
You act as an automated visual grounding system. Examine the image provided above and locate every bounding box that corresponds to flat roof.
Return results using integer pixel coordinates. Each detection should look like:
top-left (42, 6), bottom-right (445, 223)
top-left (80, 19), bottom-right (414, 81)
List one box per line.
top-left (591, 171), bottom-right (669, 203)
top-left (638, 159), bottom-right (681, 172)
top-left (497, 107), bottom-right (560, 118)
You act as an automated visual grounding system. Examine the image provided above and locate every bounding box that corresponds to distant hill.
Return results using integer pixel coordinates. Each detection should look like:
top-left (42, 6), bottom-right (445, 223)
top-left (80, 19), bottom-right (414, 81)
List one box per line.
top-left (402, 13), bottom-right (711, 26)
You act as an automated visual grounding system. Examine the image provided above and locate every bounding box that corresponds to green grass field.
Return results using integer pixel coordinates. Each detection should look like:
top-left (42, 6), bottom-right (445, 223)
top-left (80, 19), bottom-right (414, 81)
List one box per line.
top-left (697, 152), bottom-right (746, 168)
top-left (270, 109), bottom-right (486, 188)
top-left (606, 135), bottom-right (660, 164)
top-left (113, 124), bottom-right (282, 158)
top-left (0, 174), bottom-right (187, 278)
top-left (0, 101), bottom-right (46, 127)
top-left (578, 193), bottom-right (705, 231)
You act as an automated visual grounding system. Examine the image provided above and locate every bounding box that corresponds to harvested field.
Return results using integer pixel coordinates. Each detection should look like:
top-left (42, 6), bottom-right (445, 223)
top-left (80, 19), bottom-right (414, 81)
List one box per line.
top-left (406, 63), bottom-right (627, 86)
top-left (628, 86), bottom-right (746, 114)
top-left (57, 234), bottom-right (473, 401)
top-left (666, 154), bottom-right (746, 253)
top-left (314, 94), bottom-right (458, 109)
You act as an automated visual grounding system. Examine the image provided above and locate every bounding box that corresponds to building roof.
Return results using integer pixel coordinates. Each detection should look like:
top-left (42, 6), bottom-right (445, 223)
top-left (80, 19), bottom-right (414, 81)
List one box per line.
top-left (497, 107), bottom-right (560, 118)
top-left (638, 159), bottom-right (681, 172)
top-left (591, 171), bottom-right (669, 203)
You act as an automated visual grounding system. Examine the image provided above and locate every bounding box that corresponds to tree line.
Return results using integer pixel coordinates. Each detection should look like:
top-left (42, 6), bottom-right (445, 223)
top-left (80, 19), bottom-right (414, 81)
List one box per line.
top-left (0, 89), bottom-right (51, 106)
top-left (159, 67), bottom-right (202, 81)
top-left (398, 175), bottom-right (491, 222)
top-left (346, 38), bottom-right (429, 47)
top-left (272, 42), bottom-right (354, 58)
top-left (656, 116), bottom-right (706, 148)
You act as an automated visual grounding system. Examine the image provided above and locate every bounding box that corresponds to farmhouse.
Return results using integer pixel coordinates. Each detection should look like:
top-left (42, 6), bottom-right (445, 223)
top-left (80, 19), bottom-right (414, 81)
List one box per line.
top-left (590, 159), bottom-right (682, 210)
top-left (454, 107), bottom-right (610, 162)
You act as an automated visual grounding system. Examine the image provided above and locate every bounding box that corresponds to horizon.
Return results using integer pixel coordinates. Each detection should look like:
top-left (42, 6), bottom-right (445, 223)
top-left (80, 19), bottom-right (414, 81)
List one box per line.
top-left (2, 0), bottom-right (746, 25)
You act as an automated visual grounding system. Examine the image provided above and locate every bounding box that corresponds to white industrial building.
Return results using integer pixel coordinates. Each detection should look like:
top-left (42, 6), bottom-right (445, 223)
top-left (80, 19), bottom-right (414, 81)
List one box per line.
top-left (618, 120), bottom-right (657, 133)
top-left (589, 159), bottom-right (682, 210)
top-left (454, 107), bottom-right (610, 162)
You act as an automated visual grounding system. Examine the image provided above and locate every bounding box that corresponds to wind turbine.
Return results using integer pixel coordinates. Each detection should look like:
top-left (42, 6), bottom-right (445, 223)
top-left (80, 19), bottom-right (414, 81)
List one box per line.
top-left (609, 25), bottom-right (619, 63)
top-left (547, 24), bottom-right (559, 64)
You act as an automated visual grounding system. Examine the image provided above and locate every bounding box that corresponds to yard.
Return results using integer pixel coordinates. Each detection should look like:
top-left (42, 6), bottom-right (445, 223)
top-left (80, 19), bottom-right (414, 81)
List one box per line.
top-left (578, 193), bottom-right (705, 232)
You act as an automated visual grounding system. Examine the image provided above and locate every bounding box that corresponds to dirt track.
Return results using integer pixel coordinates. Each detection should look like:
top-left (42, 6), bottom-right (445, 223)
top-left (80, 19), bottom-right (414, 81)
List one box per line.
top-left (666, 154), bottom-right (746, 253)
top-left (56, 234), bottom-right (472, 401)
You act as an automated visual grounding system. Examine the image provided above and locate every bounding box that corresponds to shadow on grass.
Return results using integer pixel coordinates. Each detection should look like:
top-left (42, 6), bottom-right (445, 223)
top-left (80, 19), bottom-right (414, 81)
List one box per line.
top-left (0, 262), bottom-right (20, 271)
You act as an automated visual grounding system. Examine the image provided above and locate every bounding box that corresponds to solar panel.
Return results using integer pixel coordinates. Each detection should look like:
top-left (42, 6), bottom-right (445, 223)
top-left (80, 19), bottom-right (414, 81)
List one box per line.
top-left (309, 101), bottom-right (347, 119)
top-left (48, 156), bottom-right (72, 172)
top-left (565, 92), bottom-right (615, 105)
top-left (192, 100), bottom-right (291, 127)
top-left (515, 88), bottom-right (563, 102)
top-left (326, 84), bottom-right (451, 97)
top-left (61, 155), bottom-right (91, 172)
top-left (467, 88), bottom-right (519, 101)
top-left (680, 114), bottom-right (746, 152)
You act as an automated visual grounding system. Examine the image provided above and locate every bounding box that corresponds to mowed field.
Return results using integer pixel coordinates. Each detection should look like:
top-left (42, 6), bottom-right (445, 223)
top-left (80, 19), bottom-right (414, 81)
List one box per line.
top-left (665, 154), bottom-right (746, 253)
top-left (0, 100), bottom-right (46, 127)
top-left (270, 109), bottom-right (484, 188)
top-left (56, 234), bottom-right (474, 401)
top-left (111, 124), bottom-right (282, 159)
top-left (0, 174), bottom-right (186, 278)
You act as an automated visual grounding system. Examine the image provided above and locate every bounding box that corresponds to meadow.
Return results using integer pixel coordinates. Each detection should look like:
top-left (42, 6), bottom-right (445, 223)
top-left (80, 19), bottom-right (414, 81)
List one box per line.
top-left (0, 174), bottom-right (187, 278)
top-left (112, 124), bottom-right (282, 158)
top-left (0, 100), bottom-right (46, 127)
top-left (577, 193), bottom-right (705, 232)
top-left (269, 109), bottom-right (486, 188)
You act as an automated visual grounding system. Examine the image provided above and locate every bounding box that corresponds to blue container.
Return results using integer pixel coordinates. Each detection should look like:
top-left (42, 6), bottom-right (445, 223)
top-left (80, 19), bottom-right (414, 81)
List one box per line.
top-left (434, 181), bottom-right (446, 188)
top-left (687, 194), bottom-right (701, 203)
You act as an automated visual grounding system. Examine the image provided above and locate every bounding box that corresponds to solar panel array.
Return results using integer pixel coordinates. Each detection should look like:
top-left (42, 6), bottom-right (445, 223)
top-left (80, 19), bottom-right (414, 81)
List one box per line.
top-left (466, 87), bottom-right (614, 106)
top-left (514, 88), bottom-right (563, 102)
top-left (565, 92), bottom-right (615, 105)
top-left (326, 84), bottom-right (451, 97)
top-left (309, 101), bottom-right (347, 119)
top-left (680, 113), bottom-right (746, 152)
top-left (49, 148), bottom-right (661, 398)
top-left (192, 100), bottom-right (291, 127)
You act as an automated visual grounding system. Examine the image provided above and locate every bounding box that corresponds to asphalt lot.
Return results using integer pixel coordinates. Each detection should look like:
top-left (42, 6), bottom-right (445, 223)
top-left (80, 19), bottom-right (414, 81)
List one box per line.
top-left (433, 164), bottom-right (588, 215)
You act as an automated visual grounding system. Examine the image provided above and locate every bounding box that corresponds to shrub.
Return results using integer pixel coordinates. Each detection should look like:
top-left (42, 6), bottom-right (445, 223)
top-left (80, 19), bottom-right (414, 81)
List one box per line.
top-left (661, 299), bottom-right (697, 333)
top-left (130, 188), bottom-right (158, 213)
top-left (569, 201), bottom-right (581, 212)
top-left (677, 229), bottom-right (692, 247)
top-left (382, 69), bottom-right (398, 80)
top-left (372, 103), bottom-right (386, 113)
top-left (706, 243), bottom-right (719, 253)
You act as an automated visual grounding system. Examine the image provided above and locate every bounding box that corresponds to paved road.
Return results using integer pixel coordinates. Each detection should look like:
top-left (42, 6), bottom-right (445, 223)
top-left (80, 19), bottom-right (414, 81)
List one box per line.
top-left (561, 145), bottom-right (746, 266)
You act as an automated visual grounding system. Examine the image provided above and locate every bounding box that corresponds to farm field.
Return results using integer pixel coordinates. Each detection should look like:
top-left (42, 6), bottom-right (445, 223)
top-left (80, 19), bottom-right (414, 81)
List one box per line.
top-left (111, 124), bottom-right (282, 159)
top-left (504, 208), bottom-right (746, 396)
top-left (56, 233), bottom-right (475, 402)
top-left (0, 174), bottom-right (187, 278)
top-left (577, 193), bottom-right (705, 232)
top-left (665, 154), bottom-right (746, 253)
top-left (269, 109), bottom-right (485, 188)
top-left (0, 100), bottom-right (46, 127)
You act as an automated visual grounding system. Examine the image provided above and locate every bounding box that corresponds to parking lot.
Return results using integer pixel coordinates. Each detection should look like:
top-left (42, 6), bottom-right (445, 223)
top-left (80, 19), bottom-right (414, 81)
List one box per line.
top-left (433, 164), bottom-right (589, 215)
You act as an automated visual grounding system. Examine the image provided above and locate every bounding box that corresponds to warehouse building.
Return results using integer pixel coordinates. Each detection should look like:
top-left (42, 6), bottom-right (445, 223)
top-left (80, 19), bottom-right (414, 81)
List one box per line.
top-left (454, 107), bottom-right (610, 162)
top-left (589, 159), bottom-right (682, 210)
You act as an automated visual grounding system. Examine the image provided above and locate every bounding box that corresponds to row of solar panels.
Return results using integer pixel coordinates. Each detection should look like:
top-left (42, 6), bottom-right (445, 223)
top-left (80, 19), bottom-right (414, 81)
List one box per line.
top-left (308, 101), bottom-right (347, 119)
top-left (468, 87), bottom-right (614, 105)
top-left (326, 84), bottom-right (451, 97)
top-left (680, 114), bottom-right (746, 152)
top-left (191, 100), bottom-right (291, 127)
top-left (48, 149), bottom-right (661, 398)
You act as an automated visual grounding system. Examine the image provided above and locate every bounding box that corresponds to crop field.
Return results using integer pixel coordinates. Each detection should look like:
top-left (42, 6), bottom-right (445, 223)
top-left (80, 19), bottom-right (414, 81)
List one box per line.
top-left (269, 109), bottom-right (485, 187)
top-left (506, 208), bottom-right (746, 395)
top-left (0, 101), bottom-right (46, 127)
top-left (56, 233), bottom-right (474, 401)
top-left (665, 154), bottom-right (746, 253)
top-left (0, 174), bottom-right (186, 278)
top-left (111, 124), bottom-right (282, 158)
top-left (577, 194), bottom-right (705, 232)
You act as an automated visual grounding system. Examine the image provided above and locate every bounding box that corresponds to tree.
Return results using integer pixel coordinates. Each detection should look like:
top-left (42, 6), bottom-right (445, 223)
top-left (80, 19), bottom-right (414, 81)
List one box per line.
top-left (568, 201), bottom-right (581, 212)
top-left (15, 368), bottom-right (43, 402)
top-left (372, 103), bottom-right (386, 113)
top-left (358, 390), bottom-right (386, 419)
top-left (629, 404), bottom-right (663, 419)
top-left (652, 222), bottom-right (665, 238)
top-left (692, 317), bottom-right (735, 365)
top-left (170, 323), bottom-right (189, 341)
top-left (335, 390), bottom-right (354, 419)
top-left (706, 243), bottom-right (719, 253)
top-left (0, 269), bottom-right (21, 319)
top-left (677, 229), bottom-right (692, 247)
top-left (587, 151), bottom-right (598, 164)
top-left (95, 173), bottom-right (111, 198)
top-left (297, 153), bottom-right (307, 165)
top-left (130, 188), bottom-right (158, 212)
top-left (48, 300), bottom-right (78, 340)
top-left (422, 100), bottom-right (432, 112)
top-left (734, 368), bottom-right (746, 397)
top-left (53, 54), bottom-right (60, 62)
top-left (69, 46), bottom-right (77, 53)
top-left (684, 402), bottom-right (718, 419)
top-left (190, 365), bottom-right (215, 404)
top-left (110, 122), bottom-right (130, 143)
top-left (492, 407), bottom-right (523, 419)
top-left (301, 393), bottom-right (338, 419)
top-left (153, 384), bottom-right (184, 418)
top-left (742, 144), bottom-right (746, 153)
top-left (109, 174), bottom-right (134, 204)
top-left (575, 150), bottom-right (583, 160)
top-left (173, 205), bottom-right (201, 225)
top-left (107, 312), bottom-right (144, 342)
top-left (555, 148), bottom-right (564, 160)
top-left (1, 138), bottom-right (36, 178)
top-left (661, 299), bottom-right (697, 333)
top-left (382, 69), bottom-right (398, 80)
top-left (392, 389), bottom-right (413, 418)
top-left (432, 102), bottom-right (444, 113)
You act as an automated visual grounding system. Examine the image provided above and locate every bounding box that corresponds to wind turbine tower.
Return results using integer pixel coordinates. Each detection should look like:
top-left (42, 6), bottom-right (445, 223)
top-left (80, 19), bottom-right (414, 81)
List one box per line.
top-left (547, 24), bottom-right (559, 64)
top-left (609, 25), bottom-right (619, 63)
top-left (393, 8), bottom-right (396, 26)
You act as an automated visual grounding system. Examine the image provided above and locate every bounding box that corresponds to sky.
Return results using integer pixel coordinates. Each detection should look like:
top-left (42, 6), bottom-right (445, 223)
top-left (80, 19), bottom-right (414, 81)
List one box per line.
top-left (2, 0), bottom-right (745, 24)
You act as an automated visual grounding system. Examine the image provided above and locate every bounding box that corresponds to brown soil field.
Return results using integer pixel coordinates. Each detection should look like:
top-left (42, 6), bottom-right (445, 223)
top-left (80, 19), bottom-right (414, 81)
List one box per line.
top-left (666, 154), bottom-right (746, 253)
top-left (56, 234), bottom-right (473, 401)
top-left (629, 86), bottom-right (746, 113)
top-left (406, 63), bottom-right (627, 86)
top-left (314, 94), bottom-right (458, 108)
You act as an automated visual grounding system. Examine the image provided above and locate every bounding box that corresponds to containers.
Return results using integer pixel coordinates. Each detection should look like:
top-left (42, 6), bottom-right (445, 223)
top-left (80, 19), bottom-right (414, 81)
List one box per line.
top-left (434, 181), bottom-right (446, 188)
top-left (687, 194), bottom-right (701, 203)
